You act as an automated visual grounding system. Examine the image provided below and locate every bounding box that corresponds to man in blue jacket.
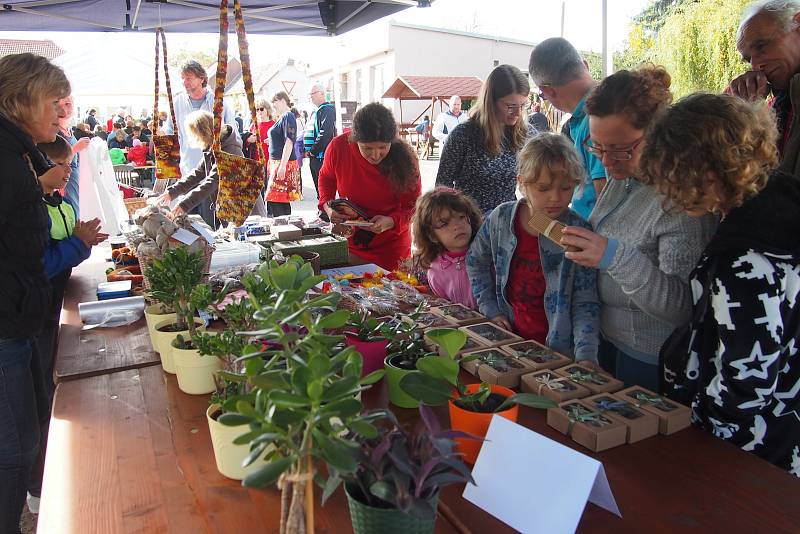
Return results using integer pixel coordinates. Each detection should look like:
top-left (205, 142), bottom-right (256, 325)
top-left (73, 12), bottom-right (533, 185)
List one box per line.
top-left (304, 83), bottom-right (337, 198)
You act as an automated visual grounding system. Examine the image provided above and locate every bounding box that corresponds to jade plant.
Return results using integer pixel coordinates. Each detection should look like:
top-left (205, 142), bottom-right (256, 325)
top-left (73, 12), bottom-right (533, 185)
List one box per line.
top-left (144, 246), bottom-right (205, 342)
top-left (345, 311), bottom-right (387, 342)
top-left (217, 257), bottom-right (386, 534)
top-left (400, 328), bottom-right (557, 413)
top-left (327, 405), bottom-right (476, 519)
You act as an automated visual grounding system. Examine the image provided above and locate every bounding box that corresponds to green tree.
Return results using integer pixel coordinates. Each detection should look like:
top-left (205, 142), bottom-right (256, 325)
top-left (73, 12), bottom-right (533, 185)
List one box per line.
top-left (168, 47), bottom-right (217, 71)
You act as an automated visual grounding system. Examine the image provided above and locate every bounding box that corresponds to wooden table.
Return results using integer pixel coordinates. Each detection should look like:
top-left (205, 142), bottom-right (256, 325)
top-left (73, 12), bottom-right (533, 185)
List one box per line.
top-left (54, 245), bottom-right (160, 383)
top-left (39, 365), bottom-right (458, 534)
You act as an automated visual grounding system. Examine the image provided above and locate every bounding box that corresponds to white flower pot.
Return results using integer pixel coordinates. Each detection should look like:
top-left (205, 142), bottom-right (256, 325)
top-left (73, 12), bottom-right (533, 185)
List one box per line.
top-left (152, 318), bottom-right (205, 374)
top-left (173, 344), bottom-right (221, 395)
top-left (206, 404), bottom-right (270, 480)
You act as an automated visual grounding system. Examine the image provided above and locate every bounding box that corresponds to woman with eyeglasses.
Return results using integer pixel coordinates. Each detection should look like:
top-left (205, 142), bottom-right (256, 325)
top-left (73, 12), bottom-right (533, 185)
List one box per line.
top-left (559, 65), bottom-right (716, 391)
top-left (435, 64), bottom-right (534, 213)
top-left (245, 99), bottom-right (274, 162)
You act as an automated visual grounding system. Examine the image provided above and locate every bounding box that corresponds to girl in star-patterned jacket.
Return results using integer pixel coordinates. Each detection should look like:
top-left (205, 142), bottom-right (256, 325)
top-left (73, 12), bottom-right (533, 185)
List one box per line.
top-left (642, 93), bottom-right (800, 477)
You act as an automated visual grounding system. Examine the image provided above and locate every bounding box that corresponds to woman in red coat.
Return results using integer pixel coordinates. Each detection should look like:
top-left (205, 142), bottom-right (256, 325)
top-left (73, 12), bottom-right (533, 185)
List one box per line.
top-left (319, 103), bottom-right (421, 270)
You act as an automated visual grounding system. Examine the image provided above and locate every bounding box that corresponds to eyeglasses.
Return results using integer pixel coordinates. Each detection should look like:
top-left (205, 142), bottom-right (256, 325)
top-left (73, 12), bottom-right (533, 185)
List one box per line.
top-left (583, 135), bottom-right (644, 161)
top-left (309, 90), bottom-right (323, 96)
top-left (257, 107), bottom-right (265, 111)
top-left (504, 102), bottom-right (529, 114)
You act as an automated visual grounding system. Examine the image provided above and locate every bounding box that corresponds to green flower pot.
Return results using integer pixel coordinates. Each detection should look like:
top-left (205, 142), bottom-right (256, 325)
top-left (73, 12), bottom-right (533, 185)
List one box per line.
top-left (384, 354), bottom-right (420, 409)
top-left (345, 484), bottom-right (438, 534)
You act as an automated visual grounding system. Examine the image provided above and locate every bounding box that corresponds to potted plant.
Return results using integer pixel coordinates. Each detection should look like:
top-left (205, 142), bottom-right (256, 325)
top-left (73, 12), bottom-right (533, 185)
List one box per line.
top-left (344, 311), bottom-right (390, 378)
top-left (384, 327), bottom-right (436, 409)
top-left (144, 246), bottom-right (206, 374)
top-left (400, 328), bottom-right (557, 463)
top-left (326, 405), bottom-right (476, 534)
top-left (218, 257), bottom-right (386, 534)
top-left (143, 301), bottom-right (175, 350)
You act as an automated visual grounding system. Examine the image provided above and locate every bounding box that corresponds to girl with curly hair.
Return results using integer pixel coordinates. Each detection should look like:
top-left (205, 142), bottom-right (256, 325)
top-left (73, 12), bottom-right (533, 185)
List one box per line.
top-left (318, 103), bottom-right (421, 270)
top-left (641, 93), bottom-right (800, 477)
top-left (559, 65), bottom-right (717, 390)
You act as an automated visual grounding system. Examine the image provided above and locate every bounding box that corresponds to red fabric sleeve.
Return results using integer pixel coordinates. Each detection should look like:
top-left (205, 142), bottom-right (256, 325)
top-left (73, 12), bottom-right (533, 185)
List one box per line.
top-left (317, 135), bottom-right (341, 210)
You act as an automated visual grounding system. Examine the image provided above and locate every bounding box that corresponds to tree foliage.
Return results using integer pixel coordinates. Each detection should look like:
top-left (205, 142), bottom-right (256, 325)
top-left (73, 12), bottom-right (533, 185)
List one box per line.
top-left (615, 0), bottom-right (752, 97)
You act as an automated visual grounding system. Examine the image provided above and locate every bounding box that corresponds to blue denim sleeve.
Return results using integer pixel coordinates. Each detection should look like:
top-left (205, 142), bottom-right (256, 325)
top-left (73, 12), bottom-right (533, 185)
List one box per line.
top-left (466, 218), bottom-right (501, 319)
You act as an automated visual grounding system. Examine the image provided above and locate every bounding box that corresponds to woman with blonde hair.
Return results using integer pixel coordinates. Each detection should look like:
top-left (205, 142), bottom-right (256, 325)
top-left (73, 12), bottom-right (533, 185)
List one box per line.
top-left (641, 93), bottom-right (800, 476)
top-left (559, 65), bottom-right (716, 390)
top-left (435, 64), bottom-right (534, 212)
top-left (0, 52), bottom-right (70, 532)
top-left (245, 98), bottom-right (274, 161)
top-left (154, 109), bottom-right (265, 222)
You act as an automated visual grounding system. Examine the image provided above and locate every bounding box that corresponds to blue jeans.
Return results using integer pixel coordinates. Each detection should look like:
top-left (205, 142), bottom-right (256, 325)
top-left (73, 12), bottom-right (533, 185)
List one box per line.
top-left (598, 338), bottom-right (661, 392)
top-left (0, 338), bottom-right (45, 534)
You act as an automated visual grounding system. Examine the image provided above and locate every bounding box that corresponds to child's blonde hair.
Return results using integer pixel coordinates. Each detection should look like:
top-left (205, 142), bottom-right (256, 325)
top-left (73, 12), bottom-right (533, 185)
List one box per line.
top-left (517, 132), bottom-right (584, 188)
top-left (412, 187), bottom-right (483, 269)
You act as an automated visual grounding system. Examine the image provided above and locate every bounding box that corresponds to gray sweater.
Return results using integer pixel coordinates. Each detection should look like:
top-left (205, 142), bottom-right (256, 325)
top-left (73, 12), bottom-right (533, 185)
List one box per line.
top-left (589, 178), bottom-right (717, 363)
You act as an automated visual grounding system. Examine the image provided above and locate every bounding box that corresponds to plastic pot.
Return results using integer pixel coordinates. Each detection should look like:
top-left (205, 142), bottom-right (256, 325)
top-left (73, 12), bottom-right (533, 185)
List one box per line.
top-left (152, 318), bottom-right (205, 374)
top-left (345, 483), bottom-right (438, 534)
top-left (144, 304), bottom-right (176, 353)
top-left (206, 404), bottom-right (270, 480)
top-left (384, 354), bottom-right (420, 409)
top-left (172, 342), bottom-right (221, 395)
top-left (448, 383), bottom-right (519, 464)
top-left (346, 335), bottom-right (388, 378)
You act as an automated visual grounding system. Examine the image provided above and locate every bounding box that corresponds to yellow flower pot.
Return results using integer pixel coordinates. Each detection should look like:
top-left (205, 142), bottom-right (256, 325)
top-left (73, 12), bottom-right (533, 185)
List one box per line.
top-left (144, 304), bottom-right (176, 353)
top-left (206, 404), bottom-right (271, 480)
top-left (173, 344), bottom-right (222, 395)
top-left (152, 318), bottom-right (205, 374)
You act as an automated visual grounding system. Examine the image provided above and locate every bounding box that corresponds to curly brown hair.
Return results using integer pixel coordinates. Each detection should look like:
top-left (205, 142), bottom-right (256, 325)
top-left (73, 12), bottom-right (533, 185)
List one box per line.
top-left (585, 64), bottom-right (672, 129)
top-left (412, 187), bottom-right (483, 269)
top-left (640, 93), bottom-right (778, 214)
top-left (350, 102), bottom-right (418, 193)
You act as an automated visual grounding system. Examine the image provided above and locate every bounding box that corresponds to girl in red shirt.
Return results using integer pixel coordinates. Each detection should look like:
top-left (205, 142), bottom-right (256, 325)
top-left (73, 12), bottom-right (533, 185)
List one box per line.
top-left (318, 103), bottom-right (421, 270)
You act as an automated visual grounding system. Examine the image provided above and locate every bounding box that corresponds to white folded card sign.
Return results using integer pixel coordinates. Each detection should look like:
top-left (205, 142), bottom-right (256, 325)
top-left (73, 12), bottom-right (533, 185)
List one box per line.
top-left (463, 415), bottom-right (621, 534)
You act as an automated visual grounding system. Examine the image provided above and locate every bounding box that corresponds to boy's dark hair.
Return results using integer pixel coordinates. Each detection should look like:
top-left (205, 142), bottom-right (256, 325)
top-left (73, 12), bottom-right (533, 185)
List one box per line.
top-left (114, 121), bottom-right (125, 129)
top-left (38, 135), bottom-right (72, 161)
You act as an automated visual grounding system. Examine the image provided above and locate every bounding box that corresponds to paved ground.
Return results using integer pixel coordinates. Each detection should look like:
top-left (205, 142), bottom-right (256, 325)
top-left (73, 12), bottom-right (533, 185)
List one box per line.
top-left (20, 505), bottom-right (35, 534)
top-left (292, 152), bottom-right (440, 220)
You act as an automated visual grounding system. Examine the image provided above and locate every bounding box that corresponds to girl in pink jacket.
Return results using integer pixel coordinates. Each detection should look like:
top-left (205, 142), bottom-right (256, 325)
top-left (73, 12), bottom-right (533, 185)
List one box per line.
top-left (412, 187), bottom-right (483, 308)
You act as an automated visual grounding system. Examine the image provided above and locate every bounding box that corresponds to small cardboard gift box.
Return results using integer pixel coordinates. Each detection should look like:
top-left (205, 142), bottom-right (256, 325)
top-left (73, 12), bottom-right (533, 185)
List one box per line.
top-left (430, 303), bottom-right (487, 327)
top-left (500, 340), bottom-right (573, 371)
top-left (553, 363), bottom-right (624, 395)
top-left (583, 393), bottom-right (659, 443)
top-left (402, 312), bottom-right (453, 330)
top-left (460, 322), bottom-right (523, 348)
top-left (461, 348), bottom-right (532, 388)
top-left (547, 400), bottom-right (628, 452)
top-left (615, 386), bottom-right (691, 435)
top-left (519, 370), bottom-right (591, 403)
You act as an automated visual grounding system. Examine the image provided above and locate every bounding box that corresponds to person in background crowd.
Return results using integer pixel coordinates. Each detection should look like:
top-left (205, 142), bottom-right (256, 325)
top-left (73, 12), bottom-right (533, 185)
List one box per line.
top-left (57, 96), bottom-right (89, 218)
top-left (412, 187), bottom-right (482, 309)
top-left (528, 103), bottom-right (551, 132)
top-left (246, 99), bottom-right (274, 162)
top-left (107, 121), bottom-right (125, 148)
top-left (292, 107), bottom-right (305, 189)
top-left (130, 125), bottom-right (149, 145)
top-left (73, 123), bottom-right (93, 140)
top-left (139, 109), bottom-right (150, 123)
top-left (727, 0), bottom-right (800, 176)
top-left (107, 107), bottom-right (125, 132)
top-left (436, 64), bottom-right (534, 213)
top-left (162, 60), bottom-right (238, 226)
top-left (529, 37), bottom-right (606, 219)
top-left (234, 111), bottom-right (244, 136)
top-left (28, 136), bottom-right (106, 516)
top-left (85, 108), bottom-right (98, 131)
top-left (643, 93), bottom-right (800, 477)
top-left (107, 129), bottom-right (128, 150)
top-left (432, 95), bottom-right (469, 146)
top-left (304, 83), bottom-right (337, 199)
top-left (0, 52), bottom-right (70, 533)
top-left (265, 91), bottom-right (301, 216)
top-left (559, 65), bottom-right (716, 390)
top-left (124, 119), bottom-right (135, 136)
top-left (127, 139), bottom-right (148, 166)
top-left (154, 110), bottom-right (265, 222)
top-left (139, 120), bottom-right (152, 137)
top-left (468, 133), bottom-right (600, 364)
top-left (415, 115), bottom-right (431, 141)
top-left (158, 110), bottom-right (168, 127)
top-left (319, 102), bottom-right (421, 270)
top-left (95, 124), bottom-right (108, 141)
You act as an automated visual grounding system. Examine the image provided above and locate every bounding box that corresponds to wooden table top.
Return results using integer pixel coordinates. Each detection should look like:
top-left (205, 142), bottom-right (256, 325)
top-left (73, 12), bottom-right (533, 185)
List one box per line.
top-left (39, 365), bottom-right (458, 534)
top-left (54, 245), bottom-right (160, 383)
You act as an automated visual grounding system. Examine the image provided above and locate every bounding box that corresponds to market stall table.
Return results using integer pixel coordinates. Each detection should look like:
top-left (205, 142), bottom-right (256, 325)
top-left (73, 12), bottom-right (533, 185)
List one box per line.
top-left (54, 244), bottom-right (160, 383)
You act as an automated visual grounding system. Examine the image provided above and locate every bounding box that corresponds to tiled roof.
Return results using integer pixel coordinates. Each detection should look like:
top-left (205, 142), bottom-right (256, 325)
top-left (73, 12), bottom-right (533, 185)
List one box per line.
top-left (0, 39), bottom-right (64, 60)
top-left (382, 75), bottom-right (483, 99)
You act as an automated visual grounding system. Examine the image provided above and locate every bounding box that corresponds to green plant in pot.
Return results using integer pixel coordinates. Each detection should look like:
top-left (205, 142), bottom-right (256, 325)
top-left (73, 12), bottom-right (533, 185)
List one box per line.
top-left (144, 246), bottom-right (206, 373)
top-left (400, 328), bottom-right (557, 463)
top-left (217, 257), bottom-right (386, 534)
top-left (382, 308), bottom-right (434, 409)
top-left (325, 405), bottom-right (477, 534)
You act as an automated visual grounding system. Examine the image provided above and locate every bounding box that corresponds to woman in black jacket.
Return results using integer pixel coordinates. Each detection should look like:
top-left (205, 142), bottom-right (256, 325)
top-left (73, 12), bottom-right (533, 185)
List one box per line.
top-left (641, 93), bottom-right (800, 477)
top-left (0, 53), bottom-right (71, 532)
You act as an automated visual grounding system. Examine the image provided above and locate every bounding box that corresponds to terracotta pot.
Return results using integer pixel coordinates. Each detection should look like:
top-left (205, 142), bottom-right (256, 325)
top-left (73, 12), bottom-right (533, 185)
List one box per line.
top-left (144, 304), bottom-right (176, 353)
top-left (384, 354), bottom-right (420, 409)
top-left (172, 342), bottom-right (221, 395)
top-left (448, 383), bottom-right (518, 464)
top-left (206, 404), bottom-right (270, 480)
top-left (152, 318), bottom-right (205, 374)
top-left (345, 335), bottom-right (388, 377)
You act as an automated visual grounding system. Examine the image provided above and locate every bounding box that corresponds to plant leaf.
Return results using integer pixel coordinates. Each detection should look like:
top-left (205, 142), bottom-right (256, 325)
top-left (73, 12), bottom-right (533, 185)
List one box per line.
top-left (359, 369), bottom-right (385, 385)
top-left (321, 376), bottom-right (359, 402)
top-left (317, 309), bottom-right (350, 329)
top-left (242, 442), bottom-right (267, 467)
top-left (497, 393), bottom-right (558, 412)
top-left (217, 413), bottom-right (252, 426)
top-left (369, 481), bottom-right (397, 505)
top-left (269, 391), bottom-right (310, 408)
top-left (425, 328), bottom-right (467, 359)
top-left (349, 420), bottom-right (379, 438)
top-left (315, 431), bottom-right (358, 473)
top-left (418, 404), bottom-right (441, 435)
top-left (399, 372), bottom-right (451, 406)
top-left (242, 456), bottom-right (294, 488)
top-left (416, 356), bottom-right (459, 386)
top-left (321, 473), bottom-right (342, 505)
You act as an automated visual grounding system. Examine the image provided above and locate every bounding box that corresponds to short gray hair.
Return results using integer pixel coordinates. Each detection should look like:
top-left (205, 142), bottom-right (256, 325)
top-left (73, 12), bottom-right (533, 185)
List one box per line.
top-left (528, 37), bottom-right (586, 87)
top-left (739, 0), bottom-right (800, 40)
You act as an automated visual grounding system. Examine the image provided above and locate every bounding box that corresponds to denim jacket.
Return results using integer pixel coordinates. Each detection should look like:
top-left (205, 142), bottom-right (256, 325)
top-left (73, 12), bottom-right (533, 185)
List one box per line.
top-left (466, 200), bottom-right (600, 362)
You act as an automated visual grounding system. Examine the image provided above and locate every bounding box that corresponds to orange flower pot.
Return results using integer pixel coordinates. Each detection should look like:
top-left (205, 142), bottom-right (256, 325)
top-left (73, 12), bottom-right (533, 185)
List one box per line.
top-left (448, 383), bottom-right (519, 464)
